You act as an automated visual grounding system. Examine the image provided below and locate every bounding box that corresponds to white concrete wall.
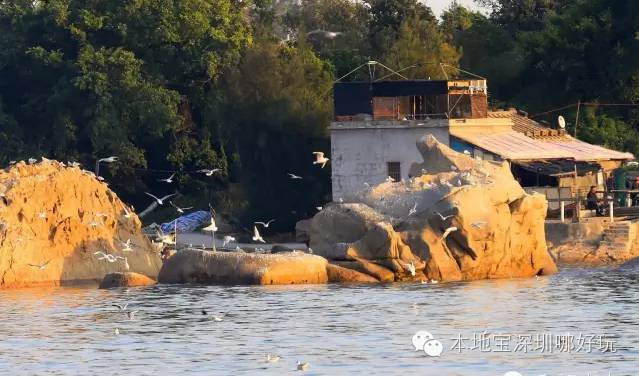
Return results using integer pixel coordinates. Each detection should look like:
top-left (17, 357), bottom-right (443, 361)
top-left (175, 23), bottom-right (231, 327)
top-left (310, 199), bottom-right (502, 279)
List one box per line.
top-left (330, 122), bottom-right (450, 200)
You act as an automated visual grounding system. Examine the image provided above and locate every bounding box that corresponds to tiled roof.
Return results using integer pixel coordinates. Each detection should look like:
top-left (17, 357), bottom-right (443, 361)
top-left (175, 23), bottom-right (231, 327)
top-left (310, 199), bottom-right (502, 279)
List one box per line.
top-left (488, 110), bottom-right (567, 138)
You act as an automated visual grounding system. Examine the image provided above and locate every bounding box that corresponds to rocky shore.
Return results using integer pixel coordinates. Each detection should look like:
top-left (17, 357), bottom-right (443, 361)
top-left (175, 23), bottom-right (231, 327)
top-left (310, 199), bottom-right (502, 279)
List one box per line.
top-left (1, 140), bottom-right (565, 288)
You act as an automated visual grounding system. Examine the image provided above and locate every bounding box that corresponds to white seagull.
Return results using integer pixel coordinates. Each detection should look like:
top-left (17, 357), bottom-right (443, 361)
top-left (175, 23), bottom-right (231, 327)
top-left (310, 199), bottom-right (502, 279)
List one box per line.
top-left (158, 172), bottom-right (176, 183)
top-left (385, 176), bottom-right (395, 183)
top-left (28, 158), bottom-right (37, 164)
top-left (121, 239), bottom-right (133, 252)
top-left (408, 202), bottom-right (418, 216)
top-left (288, 173), bottom-right (303, 180)
top-left (471, 221), bottom-right (487, 228)
top-left (126, 310), bottom-right (139, 320)
top-left (98, 156), bottom-right (118, 163)
top-left (403, 262), bottom-right (416, 276)
top-left (198, 169), bottom-right (221, 176)
top-left (113, 303), bottom-right (128, 311)
top-left (212, 315), bottom-right (224, 322)
top-left (170, 201), bottom-right (192, 214)
top-left (222, 236), bottom-right (236, 247)
top-left (202, 217), bottom-right (218, 233)
top-left (441, 226), bottom-right (458, 241)
top-left (296, 361), bottom-right (310, 371)
top-left (266, 354), bottom-right (281, 363)
top-left (307, 29), bottom-right (342, 39)
top-left (144, 192), bottom-right (176, 205)
top-left (38, 211), bottom-right (47, 219)
top-left (252, 226), bottom-right (266, 243)
top-left (27, 260), bottom-right (51, 270)
top-left (435, 211), bottom-right (454, 221)
top-left (255, 219), bottom-right (275, 228)
top-left (122, 207), bottom-right (133, 219)
top-left (312, 152), bottom-right (330, 168)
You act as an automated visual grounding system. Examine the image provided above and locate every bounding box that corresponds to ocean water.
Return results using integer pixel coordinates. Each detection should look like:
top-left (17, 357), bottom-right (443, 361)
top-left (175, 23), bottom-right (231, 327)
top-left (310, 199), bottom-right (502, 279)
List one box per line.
top-left (0, 267), bottom-right (638, 376)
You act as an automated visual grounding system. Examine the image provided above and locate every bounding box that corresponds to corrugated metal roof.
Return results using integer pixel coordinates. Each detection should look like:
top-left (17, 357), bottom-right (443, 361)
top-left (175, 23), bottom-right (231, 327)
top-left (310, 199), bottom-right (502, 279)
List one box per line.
top-left (450, 128), bottom-right (635, 161)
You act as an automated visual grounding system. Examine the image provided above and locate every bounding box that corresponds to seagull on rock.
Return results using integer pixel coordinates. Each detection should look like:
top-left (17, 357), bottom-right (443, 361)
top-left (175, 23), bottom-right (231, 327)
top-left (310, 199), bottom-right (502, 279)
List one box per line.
top-left (121, 239), bottom-right (133, 252)
top-left (403, 262), bottom-right (416, 276)
top-left (222, 236), bottom-right (236, 247)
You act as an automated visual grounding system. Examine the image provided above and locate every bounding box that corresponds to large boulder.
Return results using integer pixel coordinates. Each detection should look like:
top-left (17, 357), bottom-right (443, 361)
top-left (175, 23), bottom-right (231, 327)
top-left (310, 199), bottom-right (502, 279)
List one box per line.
top-left (158, 249), bottom-right (328, 285)
top-left (309, 135), bottom-right (558, 282)
top-left (99, 272), bottom-right (156, 289)
top-left (326, 263), bottom-right (379, 283)
top-left (0, 160), bottom-right (162, 288)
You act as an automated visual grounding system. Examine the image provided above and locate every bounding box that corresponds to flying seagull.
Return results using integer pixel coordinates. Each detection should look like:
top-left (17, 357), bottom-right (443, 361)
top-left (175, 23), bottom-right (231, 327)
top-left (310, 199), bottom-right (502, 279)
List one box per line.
top-left (113, 303), bottom-right (129, 311)
top-left (222, 236), bottom-right (236, 247)
top-left (170, 201), bottom-right (193, 214)
top-left (98, 156), bottom-right (118, 163)
top-left (307, 29), bottom-right (342, 39)
top-left (202, 217), bottom-right (218, 233)
top-left (144, 192), bottom-right (176, 205)
top-left (27, 260), bottom-right (51, 270)
top-left (288, 173), bottom-right (303, 180)
top-left (471, 221), bottom-right (487, 229)
top-left (252, 226), bottom-right (266, 243)
top-left (197, 169), bottom-right (221, 176)
top-left (434, 211), bottom-right (454, 221)
top-left (255, 219), bottom-right (275, 228)
top-left (312, 152), bottom-right (330, 168)
top-left (408, 202), bottom-right (418, 216)
top-left (158, 173), bottom-right (176, 183)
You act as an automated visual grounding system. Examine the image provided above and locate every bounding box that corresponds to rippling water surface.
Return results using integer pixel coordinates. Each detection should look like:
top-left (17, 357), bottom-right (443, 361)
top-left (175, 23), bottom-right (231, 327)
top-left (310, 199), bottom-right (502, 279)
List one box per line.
top-left (1, 267), bottom-right (638, 376)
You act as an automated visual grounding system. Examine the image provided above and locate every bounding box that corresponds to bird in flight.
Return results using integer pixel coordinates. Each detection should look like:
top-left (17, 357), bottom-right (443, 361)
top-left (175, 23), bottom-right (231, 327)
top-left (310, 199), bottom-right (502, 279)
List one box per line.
top-left (434, 211), bottom-right (454, 221)
top-left (307, 29), bottom-right (342, 39)
top-left (27, 260), bottom-right (51, 270)
top-left (252, 226), bottom-right (266, 243)
top-left (312, 152), bottom-right (330, 168)
top-left (441, 226), bottom-right (458, 241)
top-left (222, 236), bottom-right (236, 247)
top-left (144, 192), bottom-right (176, 205)
top-left (202, 216), bottom-right (218, 233)
top-left (255, 219), bottom-right (275, 228)
top-left (198, 169), bottom-right (221, 176)
top-left (112, 303), bottom-right (128, 311)
top-left (98, 156), bottom-right (118, 163)
top-left (170, 201), bottom-right (192, 214)
top-left (288, 173), bottom-right (303, 180)
top-left (94, 251), bottom-right (125, 263)
top-left (471, 221), bottom-right (487, 228)
top-left (408, 202), bottom-right (418, 216)
top-left (158, 172), bottom-right (176, 183)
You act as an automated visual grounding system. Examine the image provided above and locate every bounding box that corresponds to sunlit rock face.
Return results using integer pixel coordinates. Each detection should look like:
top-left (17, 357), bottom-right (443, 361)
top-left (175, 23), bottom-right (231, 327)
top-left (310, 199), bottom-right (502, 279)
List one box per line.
top-left (310, 135), bottom-right (558, 282)
top-left (0, 160), bottom-right (161, 288)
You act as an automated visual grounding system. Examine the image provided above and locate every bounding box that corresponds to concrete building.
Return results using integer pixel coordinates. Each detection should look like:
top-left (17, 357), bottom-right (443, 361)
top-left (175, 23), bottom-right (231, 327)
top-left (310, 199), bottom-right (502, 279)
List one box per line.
top-left (330, 79), bottom-right (634, 201)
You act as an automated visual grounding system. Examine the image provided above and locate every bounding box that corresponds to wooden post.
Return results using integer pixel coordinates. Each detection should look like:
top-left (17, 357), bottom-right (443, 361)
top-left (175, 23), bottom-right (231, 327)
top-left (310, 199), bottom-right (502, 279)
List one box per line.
top-left (610, 201), bottom-right (614, 222)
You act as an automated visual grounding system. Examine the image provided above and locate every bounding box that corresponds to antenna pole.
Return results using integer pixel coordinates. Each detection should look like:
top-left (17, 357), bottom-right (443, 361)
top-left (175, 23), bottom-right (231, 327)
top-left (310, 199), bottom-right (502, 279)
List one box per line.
top-left (574, 100), bottom-right (581, 138)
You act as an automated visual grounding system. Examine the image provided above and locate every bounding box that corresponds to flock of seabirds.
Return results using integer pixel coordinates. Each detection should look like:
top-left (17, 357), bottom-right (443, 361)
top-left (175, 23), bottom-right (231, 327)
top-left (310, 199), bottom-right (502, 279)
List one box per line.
top-left (4, 146), bottom-right (494, 371)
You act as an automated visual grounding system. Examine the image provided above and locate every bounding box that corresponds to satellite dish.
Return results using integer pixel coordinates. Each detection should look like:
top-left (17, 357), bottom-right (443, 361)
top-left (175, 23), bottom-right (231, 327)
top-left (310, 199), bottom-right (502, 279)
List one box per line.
top-left (558, 115), bottom-right (566, 129)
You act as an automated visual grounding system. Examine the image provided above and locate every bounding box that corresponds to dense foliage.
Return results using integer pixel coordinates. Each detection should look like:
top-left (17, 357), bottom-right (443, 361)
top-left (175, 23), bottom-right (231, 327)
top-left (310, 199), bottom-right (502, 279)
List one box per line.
top-left (1, 0), bottom-right (638, 231)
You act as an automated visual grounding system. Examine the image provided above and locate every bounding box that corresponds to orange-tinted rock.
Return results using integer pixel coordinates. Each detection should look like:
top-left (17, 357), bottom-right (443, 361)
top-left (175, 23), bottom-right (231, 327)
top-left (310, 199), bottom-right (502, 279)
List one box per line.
top-left (0, 160), bottom-right (162, 288)
top-left (310, 136), bottom-right (558, 282)
top-left (332, 258), bottom-right (395, 282)
top-left (99, 272), bottom-right (156, 289)
top-left (158, 249), bottom-right (328, 285)
top-left (326, 263), bottom-right (379, 283)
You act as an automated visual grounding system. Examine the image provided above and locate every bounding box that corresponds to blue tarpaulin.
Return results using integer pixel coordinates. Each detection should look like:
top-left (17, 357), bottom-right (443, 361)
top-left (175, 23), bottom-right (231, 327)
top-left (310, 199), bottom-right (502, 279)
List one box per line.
top-left (161, 210), bottom-right (210, 234)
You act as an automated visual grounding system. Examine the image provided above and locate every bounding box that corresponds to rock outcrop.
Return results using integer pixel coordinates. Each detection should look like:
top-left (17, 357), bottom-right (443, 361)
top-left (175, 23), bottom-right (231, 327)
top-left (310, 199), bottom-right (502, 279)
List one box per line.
top-left (310, 136), bottom-right (558, 282)
top-left (158, 249), bottom-right (328, 285)
top-left (0, 160), bottom-right (162, 288)
top-left (99, 272), bottom-right (157, 289)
